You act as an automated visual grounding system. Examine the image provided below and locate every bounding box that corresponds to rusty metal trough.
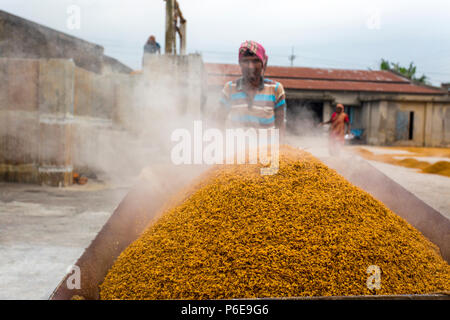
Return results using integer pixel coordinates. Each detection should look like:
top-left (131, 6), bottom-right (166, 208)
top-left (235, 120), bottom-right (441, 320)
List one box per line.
top-left (49, 157), bottom-right (450, 300)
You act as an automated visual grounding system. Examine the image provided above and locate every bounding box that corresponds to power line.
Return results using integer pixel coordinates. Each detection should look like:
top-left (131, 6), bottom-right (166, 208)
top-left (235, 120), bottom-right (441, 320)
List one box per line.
top-left (102, 45), bottom-right (450, 80)
top-left (425, 71), bottom-right (450, 76)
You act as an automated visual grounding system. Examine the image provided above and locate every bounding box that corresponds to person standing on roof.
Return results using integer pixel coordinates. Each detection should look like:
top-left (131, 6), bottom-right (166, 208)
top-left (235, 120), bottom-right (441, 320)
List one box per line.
top-left (320, 103), bottom-right (350, 156)
top-left (218, 40), bottom-right (286, 142)
top-left (144, 35), bottom-right (161, 54)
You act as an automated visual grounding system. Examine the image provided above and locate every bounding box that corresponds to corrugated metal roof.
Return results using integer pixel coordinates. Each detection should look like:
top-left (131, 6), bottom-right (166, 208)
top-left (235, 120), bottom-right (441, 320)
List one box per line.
top-left (205, 63), bottom-right (445, 95)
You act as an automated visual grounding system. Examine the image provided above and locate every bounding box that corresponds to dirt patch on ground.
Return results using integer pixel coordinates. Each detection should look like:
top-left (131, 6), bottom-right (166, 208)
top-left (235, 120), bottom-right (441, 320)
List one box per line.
top-left (353, 147), bottom-right (450, 178)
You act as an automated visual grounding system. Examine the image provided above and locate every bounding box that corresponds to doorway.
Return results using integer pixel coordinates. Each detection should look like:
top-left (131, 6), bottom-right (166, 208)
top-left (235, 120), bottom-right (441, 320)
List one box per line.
top-left (286, 99), bottom-right (323, 135)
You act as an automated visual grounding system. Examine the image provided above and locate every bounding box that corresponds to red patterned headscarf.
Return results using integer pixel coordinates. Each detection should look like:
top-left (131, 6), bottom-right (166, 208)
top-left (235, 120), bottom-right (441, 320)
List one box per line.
top-left (239, 40), bottom-right (268, 69)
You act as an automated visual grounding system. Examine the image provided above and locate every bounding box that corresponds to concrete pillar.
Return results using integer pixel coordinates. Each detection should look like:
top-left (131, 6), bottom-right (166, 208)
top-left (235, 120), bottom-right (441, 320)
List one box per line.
top-left (360, 101), bottom-right (370, 143)
top-left (424, 102), bottom-right (433, 147)
top-left (378, 100), bottom-right (388, 145)
top-left (0, 59), bottom-right (40, 183)
top-left (367, 101), bottom-right (381, 145)
top-left (38, 59), bottom-right (74, 186)
top-left (385, 101), bottom-right (397, 145)
top-left (322, 101), bottom-right (333, 122)
top-left (363, 101), bottom-right (378, 145)
top-left (444, 105), bottom-right (450, 146)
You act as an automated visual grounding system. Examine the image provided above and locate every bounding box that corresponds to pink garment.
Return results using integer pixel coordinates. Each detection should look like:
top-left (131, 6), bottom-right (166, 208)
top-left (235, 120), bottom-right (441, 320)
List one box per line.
top-left (238, 40), bottom-right (268, 68)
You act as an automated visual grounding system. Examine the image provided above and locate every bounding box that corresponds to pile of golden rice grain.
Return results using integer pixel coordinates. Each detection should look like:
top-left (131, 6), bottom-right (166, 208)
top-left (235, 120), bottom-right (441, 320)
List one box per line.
top-left (100, 146), bottom-right (450, 299)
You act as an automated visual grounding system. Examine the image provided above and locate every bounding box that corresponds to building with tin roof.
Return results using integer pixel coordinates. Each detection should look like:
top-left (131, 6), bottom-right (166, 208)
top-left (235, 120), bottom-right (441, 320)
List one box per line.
top-left (205, 63), bottom-right (450, 147)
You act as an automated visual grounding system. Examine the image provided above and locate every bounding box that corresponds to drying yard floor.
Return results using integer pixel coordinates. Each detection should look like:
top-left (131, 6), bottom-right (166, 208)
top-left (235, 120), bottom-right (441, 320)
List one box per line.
top-left (1, 137), bottom-right (449, 299)
top-left (0, 181), bottom-right (130, 299)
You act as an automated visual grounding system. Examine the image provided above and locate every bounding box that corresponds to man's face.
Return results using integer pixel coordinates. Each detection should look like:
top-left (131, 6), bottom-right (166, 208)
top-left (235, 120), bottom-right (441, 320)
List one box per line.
top-left (336, 106), bottom-right (343, 114)
top-left (240, 55), bottom-right (263, 85)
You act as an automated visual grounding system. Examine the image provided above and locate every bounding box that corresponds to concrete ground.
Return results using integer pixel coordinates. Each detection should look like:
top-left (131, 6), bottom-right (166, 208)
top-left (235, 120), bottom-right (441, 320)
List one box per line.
top-left (1, 135), bottom-right (449, 300)
top-left (362, 160), bottom-right (450, 218)
top-left (0, 180), bottom-right (130, 300)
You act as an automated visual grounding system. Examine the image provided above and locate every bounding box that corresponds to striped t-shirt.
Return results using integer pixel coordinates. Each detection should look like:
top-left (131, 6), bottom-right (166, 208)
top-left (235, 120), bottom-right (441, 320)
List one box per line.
top-left (219, 77), bottom-right (286, 129)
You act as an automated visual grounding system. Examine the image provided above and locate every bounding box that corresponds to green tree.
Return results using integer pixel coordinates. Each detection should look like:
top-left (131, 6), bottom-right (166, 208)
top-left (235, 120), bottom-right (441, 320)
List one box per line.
top-left (380, 59), bottom-right (428, 84)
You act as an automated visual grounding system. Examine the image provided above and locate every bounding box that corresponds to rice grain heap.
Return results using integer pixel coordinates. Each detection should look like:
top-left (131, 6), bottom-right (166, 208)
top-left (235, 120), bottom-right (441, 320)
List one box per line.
top-left (100, 146), bottom-right (450, 299)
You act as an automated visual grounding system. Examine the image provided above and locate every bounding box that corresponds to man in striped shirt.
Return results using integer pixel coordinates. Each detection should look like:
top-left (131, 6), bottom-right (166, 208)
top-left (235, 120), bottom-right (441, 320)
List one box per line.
top-left (218, 40), bottom-right (286, 142)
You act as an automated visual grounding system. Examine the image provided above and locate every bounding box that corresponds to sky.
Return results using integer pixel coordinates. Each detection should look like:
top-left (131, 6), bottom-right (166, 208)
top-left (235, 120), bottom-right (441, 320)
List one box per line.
top-left (1, 0), bottom-right (450, 85)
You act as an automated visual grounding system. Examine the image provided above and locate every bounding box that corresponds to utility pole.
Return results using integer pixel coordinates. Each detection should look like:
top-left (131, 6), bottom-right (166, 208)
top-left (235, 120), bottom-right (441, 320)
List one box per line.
top-left (288, 46), bottom-right (296, 67)
top-left (164, 0), bottom-right (187, 55)
top-left (165, 0), bottom-right (176, 54)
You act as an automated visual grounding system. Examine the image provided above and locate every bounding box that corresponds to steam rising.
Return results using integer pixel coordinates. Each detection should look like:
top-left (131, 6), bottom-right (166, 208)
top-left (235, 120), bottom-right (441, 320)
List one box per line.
top-left (1, 49), bottom-right (355, 194)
